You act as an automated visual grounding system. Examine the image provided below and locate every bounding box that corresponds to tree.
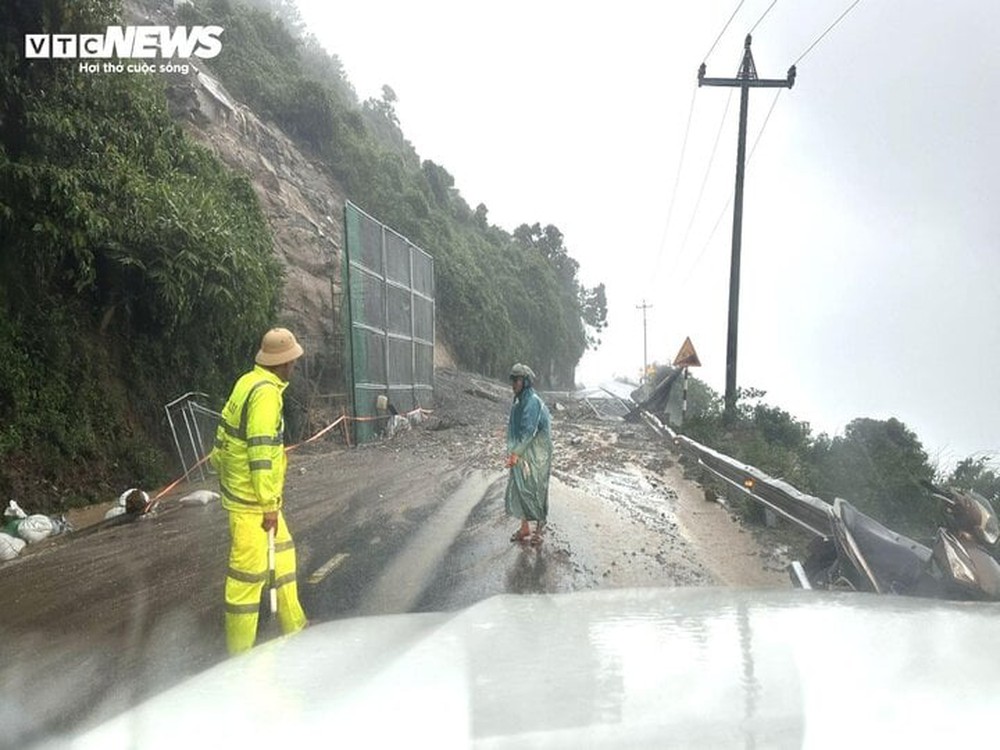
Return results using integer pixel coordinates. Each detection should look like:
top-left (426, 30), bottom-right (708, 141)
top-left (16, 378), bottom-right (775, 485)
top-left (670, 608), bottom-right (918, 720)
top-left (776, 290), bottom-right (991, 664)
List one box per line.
top-left (474, 203), bottom-right (489, 228)
top-left (421, 160), bottom-right (455, 206)
top-left (579, 283), bottom-right (608, 348)
top-left (0, 0), bottom-right (282, 506)
top-left (947, 456), bottom-right (1000, 503)
top-left (242, 0), bottom-right (305, 36)
top-left (177, 0), bottom-right (604, 390)
top-left (815, 418), bottom-right (937, 535)
top-left (364, 84), bottom-right (399, 125)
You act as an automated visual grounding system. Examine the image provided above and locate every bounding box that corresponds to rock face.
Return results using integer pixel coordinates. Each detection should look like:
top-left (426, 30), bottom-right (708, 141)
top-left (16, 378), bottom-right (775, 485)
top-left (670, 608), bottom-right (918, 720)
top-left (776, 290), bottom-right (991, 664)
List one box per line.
top-left (127, 1), bottom-right (350, 415)
top-left (125, 1), bottom-right (463, 430)
top-left (167, 65), bottom-right (346, 397)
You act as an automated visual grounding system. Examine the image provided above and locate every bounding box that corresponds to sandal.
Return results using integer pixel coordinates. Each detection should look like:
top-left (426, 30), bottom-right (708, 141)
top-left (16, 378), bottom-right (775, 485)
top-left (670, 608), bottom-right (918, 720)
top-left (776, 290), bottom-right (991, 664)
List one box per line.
top-left (529, 532), bottom-right (544, 546)
top-left (510, 529), bottom-right (531, 542)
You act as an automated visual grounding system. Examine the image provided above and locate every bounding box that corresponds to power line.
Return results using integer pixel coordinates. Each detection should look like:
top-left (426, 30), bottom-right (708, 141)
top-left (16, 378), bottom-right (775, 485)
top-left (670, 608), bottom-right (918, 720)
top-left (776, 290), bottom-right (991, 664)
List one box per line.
top-left (676, 88), bottom-right (735, 266)
top-left (749, 0), bottom-right (779, 34)
top-left (681, 0), bottom-right (856, 283)
top-left (661, 49), bottom-right (741, 289)
top-left (794, 0), bottom-right (862, 65)
top-left (678, 87), bottom-right (785, 289)
top-left (670, 2), bottom-right (857, 295)
top-left (649, 84), bottom-right (698, 290)
top-left (703, 0), bottom-right (747, 62)
top-left (697, 36), bottom-right (796, 417)
top-left (747, 89), bottom-right (784, 166)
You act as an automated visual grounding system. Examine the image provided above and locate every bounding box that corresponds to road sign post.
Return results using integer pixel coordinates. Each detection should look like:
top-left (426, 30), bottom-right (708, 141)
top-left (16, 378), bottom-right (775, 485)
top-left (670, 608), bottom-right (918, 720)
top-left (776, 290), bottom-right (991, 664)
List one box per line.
top-left (673, 337), bottom-right (701, 426)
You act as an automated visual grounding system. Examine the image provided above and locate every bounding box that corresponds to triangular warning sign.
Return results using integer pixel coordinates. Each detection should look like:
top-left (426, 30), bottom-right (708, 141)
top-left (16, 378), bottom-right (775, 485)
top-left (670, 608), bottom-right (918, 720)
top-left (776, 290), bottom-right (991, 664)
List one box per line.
top-left (673, 336), bottom-right (701, 368)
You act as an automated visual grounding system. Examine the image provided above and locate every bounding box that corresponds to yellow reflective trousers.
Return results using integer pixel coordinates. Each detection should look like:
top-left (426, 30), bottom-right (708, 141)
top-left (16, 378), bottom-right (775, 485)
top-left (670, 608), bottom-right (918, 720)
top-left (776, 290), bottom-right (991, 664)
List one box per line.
top-left (225, 509), bottom-right (307, 655)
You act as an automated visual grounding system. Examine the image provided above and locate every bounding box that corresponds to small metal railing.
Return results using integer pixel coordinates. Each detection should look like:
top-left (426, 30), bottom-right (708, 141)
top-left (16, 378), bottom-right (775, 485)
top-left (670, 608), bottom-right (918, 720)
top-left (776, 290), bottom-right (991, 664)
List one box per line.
top-left (164, 392), bottom-right (220, 483)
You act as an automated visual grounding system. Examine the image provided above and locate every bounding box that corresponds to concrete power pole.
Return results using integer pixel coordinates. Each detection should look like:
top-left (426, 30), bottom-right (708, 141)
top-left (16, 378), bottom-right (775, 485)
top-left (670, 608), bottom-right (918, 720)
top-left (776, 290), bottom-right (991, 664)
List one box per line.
top-left (636, 300), bottom-right (652, 384)
top-left (699, 35), bottom-right (795, 421)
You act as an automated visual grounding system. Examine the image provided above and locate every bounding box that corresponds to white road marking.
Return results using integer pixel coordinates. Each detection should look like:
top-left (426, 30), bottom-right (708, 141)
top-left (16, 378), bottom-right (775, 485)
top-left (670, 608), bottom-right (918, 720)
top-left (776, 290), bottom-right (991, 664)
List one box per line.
top-left (307, 552), bottom-right (349, 584)
top-left (354, 470), bottom-right (492, 616)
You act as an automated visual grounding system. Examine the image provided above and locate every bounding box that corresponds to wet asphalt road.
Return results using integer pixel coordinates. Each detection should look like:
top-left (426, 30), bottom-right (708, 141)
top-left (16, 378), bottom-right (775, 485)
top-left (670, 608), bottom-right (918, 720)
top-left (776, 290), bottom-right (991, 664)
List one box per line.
top-left (1, 421), bottom-right (780, 748)
top-left (0, 446), bottom-right (588, 747)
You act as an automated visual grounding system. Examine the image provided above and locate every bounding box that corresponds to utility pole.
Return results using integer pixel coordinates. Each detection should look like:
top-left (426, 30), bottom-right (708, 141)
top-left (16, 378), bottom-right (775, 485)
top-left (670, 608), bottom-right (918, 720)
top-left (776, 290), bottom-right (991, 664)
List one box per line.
top-left (636, 300), bottom-right (652, 384)
top-left (699, 35), bottom-right (795, 421)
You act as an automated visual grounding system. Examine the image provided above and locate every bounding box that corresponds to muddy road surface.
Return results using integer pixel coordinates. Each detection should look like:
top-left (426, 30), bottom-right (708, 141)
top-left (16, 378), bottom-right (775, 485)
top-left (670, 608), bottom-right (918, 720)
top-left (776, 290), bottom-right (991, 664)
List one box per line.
top-left (0, 369), bottom-right (796, 747)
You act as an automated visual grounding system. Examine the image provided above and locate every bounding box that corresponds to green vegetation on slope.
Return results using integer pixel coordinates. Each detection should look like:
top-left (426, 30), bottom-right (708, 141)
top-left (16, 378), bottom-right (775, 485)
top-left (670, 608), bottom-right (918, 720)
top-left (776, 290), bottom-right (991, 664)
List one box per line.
top-left (649, 364), bottom-right (997, 538)
top-left (1, 0), bottom-right (282, 507)
top-left (179, 0), bottom-right (608, 385)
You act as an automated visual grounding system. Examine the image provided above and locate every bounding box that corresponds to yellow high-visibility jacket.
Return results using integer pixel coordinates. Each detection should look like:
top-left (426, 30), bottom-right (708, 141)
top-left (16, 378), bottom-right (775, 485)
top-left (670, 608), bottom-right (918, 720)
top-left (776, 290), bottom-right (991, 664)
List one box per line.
top-left (210, 365), bottom-right (289, 513)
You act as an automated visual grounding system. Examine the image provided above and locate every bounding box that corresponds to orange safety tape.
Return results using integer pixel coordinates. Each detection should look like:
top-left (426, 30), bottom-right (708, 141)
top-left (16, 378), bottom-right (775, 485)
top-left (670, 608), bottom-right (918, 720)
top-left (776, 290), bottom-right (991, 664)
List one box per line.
top-left (348, 407), bottom-right (434, 423)
top-left (153, 454), bottom-right (209, 500)
top-left (286, 415), bottom-right (345, 452)
top-left (152, 415), bottom-right (348, 500)
top-left (151, 407), bottom-right (434, 500)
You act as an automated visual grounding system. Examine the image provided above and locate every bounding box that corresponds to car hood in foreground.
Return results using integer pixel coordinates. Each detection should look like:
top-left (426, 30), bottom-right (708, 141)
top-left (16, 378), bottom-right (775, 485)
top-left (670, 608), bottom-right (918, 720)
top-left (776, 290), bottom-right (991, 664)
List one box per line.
top-left (59, 587), bottom-right (1000, 748)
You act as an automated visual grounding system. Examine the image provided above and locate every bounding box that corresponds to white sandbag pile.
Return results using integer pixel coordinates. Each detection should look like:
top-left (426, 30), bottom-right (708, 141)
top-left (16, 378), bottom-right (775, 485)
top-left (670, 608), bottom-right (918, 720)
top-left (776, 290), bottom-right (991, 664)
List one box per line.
top-left (16, 515), bottom-right (55, 543)
top-left (1, 500), bottom-right (71, 560)
top-left (0, 532), bottom-right (26, 561)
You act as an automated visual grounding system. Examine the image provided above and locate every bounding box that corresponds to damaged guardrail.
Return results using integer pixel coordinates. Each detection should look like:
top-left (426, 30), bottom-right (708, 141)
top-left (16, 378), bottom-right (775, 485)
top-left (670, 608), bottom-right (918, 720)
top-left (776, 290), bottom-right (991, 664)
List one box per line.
top-left (640, 411), bottom-right (833, 540)
top-left (165, 392), bottom-right (219, 483)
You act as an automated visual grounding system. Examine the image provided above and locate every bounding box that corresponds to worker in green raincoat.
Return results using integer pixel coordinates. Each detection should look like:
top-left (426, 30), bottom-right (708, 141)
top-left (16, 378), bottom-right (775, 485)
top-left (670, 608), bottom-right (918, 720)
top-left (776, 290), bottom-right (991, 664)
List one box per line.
top-left (504, 363), bottom-right (553, 545)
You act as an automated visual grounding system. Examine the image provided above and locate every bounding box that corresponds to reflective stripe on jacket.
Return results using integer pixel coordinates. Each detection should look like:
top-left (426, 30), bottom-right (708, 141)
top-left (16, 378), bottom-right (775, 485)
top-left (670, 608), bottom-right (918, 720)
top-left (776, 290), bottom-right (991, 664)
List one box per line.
top-left (210, 365), bottom-right (288, 513)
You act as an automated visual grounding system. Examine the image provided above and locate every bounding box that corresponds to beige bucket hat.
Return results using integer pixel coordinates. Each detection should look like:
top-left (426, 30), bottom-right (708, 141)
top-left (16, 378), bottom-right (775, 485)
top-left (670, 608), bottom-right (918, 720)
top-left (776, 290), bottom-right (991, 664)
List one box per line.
top-left (255, 327), bottom-right (304, 366)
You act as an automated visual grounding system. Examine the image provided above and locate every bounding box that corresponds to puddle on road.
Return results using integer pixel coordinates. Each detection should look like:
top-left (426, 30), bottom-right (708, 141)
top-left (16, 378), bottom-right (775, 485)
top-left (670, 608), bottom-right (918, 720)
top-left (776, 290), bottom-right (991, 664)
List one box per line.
top-left (547, 464), bottom-right (713, 591)
top-left (584, 465), bottom-right (679, 537)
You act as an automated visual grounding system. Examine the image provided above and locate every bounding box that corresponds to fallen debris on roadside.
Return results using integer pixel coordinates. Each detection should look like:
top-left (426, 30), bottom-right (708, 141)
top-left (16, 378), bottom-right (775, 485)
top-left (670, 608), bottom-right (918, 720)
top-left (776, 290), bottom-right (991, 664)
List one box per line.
top-left (1, 499), bottom-right (73, 560)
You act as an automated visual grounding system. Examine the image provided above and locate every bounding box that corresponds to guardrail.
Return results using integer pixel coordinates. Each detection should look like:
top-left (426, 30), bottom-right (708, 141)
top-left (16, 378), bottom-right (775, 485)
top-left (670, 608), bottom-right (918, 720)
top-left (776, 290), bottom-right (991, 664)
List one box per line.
top-left (639, 411), bottom-right (833, 539)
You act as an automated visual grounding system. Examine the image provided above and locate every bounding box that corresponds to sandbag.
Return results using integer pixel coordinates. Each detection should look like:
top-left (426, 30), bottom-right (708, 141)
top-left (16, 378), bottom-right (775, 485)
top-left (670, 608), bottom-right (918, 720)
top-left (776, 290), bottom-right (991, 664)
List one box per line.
top-left (4, 500), bottom-right (27, 520)
top-left (178, 490), bottom-right (220, 506)
top-left (0, 531), bottom-right (26, 561)
top-left (104, 505), bottom-right (127, 520)
top-left (118, 488), bottom-right (150, 513)
top-left (386, 414), bottom-right (410, 438)
top-left (18, 515), bottom-right (55, 543)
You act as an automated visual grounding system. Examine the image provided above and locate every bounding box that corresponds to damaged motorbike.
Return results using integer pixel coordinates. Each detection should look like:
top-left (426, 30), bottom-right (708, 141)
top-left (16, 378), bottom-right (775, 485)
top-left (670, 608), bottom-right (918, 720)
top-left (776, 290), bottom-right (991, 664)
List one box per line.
top-left (791, 481), bottom-right (1000, 601)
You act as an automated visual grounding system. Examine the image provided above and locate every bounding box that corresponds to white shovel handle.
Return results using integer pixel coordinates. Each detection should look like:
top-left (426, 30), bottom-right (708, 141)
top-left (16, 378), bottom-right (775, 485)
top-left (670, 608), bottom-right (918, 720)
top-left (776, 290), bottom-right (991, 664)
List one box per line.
top-left (267, 527), bottom-right (278, 614)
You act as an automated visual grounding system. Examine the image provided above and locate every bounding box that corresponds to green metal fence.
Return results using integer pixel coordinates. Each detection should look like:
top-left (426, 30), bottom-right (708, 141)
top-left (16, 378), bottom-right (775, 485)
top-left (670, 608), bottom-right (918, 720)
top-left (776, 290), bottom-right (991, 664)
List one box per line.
top-left (343, 201), bottom-right (435, 443)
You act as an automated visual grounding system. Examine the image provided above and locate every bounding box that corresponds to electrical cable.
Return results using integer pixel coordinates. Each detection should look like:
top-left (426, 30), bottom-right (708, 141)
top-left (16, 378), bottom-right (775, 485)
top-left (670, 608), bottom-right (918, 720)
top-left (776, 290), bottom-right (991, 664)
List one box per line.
top-left (677, 1), bottom-right (862, 287)
top-left (794, 0), bottom-right (862, 65)
top-left (703, 0), bottom-right (747, 62)
top-left (648, 84), bottom-right (698, 292)
top-left (749, 0), bottom-right (779, 35)
top-left (679, 88), bottom-right (784, 288)
top-left (678, 85), bottom-right (734, 253)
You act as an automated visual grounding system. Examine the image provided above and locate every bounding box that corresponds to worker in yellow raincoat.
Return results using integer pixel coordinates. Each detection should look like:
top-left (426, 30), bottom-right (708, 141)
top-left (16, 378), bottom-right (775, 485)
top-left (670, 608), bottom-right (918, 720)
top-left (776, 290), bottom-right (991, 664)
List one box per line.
top-left (210, 327), bottom-right (308, 655)
top-left (504, 363), bottom-right (553, 546)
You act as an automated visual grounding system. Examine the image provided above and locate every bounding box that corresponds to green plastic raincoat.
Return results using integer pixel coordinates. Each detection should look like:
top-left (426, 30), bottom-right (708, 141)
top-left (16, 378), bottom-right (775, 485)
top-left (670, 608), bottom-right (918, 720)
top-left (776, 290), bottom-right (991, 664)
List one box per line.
top-left (504, 384), bottom-right (553, 522)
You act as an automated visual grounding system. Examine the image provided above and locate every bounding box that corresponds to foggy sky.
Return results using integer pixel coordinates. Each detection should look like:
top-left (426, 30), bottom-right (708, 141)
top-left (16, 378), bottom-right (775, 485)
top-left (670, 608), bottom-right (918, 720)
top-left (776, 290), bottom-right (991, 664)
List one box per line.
top-left (295, 0), bottom-right (1000, 471)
